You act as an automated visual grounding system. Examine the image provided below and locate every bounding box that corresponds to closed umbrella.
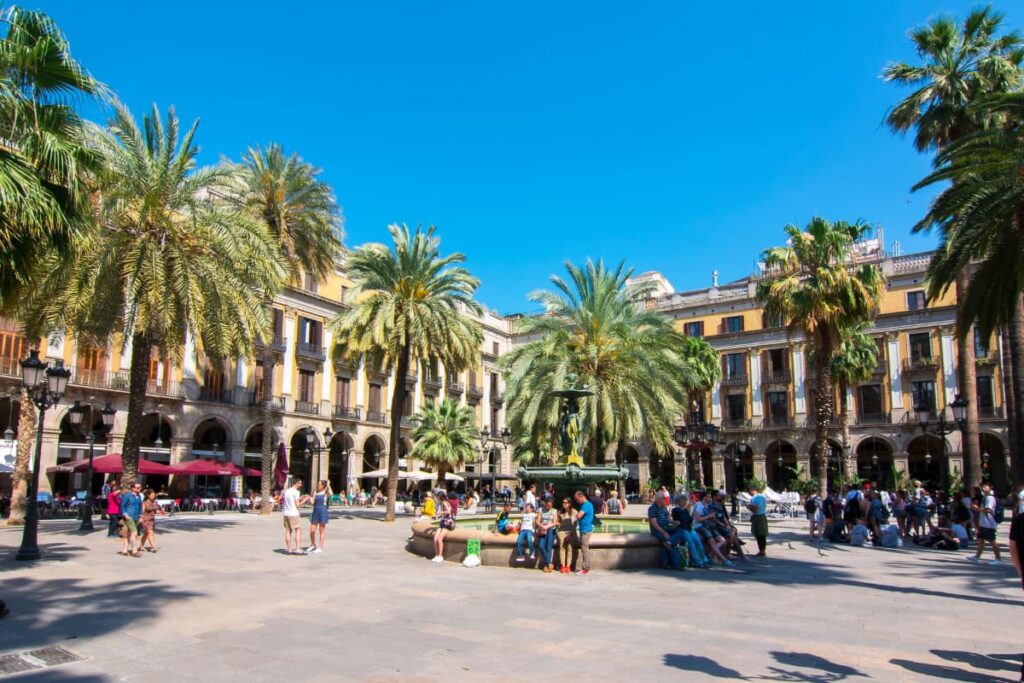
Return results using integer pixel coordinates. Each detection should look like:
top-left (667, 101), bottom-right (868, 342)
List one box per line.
top-left (274, 441), bottom-right (288, 489)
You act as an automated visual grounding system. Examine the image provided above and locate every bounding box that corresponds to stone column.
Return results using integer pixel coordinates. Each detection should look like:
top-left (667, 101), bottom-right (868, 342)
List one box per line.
top-left (939, 327), bottom-right (956, 406)
top-left (887, 333), bottom-right (903, 414)
top-left (711, 381), bottom-right (722, 421)
top-left (711, 453), bottom-right (726, 491)
top-left (893, 452), bottom-right (910, 480)
top-left (753, 454), bottom-right (767, 483)
top-left (637, 455), bottom-right (651, 491)
top-left (281, 313), bottom-right (296, 396)
top-left (672, 449), bottom-right (685, 489)
top-left (792, 344), bottom-right (806, 417)
top-left (750, 349), bottom-right (762, 419)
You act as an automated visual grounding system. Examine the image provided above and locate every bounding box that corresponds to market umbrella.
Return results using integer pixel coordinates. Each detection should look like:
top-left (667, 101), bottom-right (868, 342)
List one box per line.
top-left (273, 441), bottom-right (288, 489)
top-left (46, 453), bottom-right (176, 475)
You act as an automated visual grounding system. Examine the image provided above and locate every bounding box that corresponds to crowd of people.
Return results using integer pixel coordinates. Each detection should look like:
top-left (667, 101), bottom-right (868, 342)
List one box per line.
top-left (104, 479), bottom-right (165, 558)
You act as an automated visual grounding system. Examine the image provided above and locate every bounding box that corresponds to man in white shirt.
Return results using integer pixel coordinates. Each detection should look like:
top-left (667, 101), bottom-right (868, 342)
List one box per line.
top-left (282, 480), bottom-right (308, 555)
top-left (522, 484), bottom-right (537, 512)
top-left (971, 483), bottom-right (1002, 565)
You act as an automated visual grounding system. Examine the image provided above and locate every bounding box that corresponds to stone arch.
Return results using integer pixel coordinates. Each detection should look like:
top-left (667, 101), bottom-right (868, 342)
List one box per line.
top-left (855, 437), bottom-right (894, 487)
top-left (906, 434), bottom-right (943, 488)
top-left (360, 433), bottom-right (388, 490)
top-left (618, 443), bottom-right (641, 496)
top-left (328, 430), bottom-right (355, 492)
top-left (139, 412), bottom-right (174, 462)
top-left (724, 441), bottom-right (754, 493)
top-left (191, 416), bottom-right (232, 456)
top-left (765, 439), bottom-right (798, 491)
top-left (979, 430), bottom-right (1009, 492)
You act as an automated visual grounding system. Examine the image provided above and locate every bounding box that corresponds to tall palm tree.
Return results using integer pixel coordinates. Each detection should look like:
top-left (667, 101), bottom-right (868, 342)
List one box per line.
top-left (502, 259), bottom-right (708, 464)
top-left (0, 6), bottom-right (104, 309)
top-left (22, 103), bottom-right (284, 486)
top-left (332, 224), bottom-right (482, 522)
top-left (227, 144), bottom-right (343, 513)
top-left (756, 218), bottom-right (883, 496)
top-left (409, 399), bottom-right (476, 486)
top-left (884, 4), bottom-right (1023, 489)
top-left (829, 324), bottom-right (878, 478)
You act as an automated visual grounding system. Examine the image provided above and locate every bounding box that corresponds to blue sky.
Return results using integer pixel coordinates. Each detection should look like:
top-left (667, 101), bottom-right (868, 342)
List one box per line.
top-left (36, 1), bottom-right (1021, 314)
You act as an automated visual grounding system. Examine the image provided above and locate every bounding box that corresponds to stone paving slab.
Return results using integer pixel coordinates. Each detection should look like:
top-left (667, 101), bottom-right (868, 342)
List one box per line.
top-left (0, 512), bottom-right (1020, 681)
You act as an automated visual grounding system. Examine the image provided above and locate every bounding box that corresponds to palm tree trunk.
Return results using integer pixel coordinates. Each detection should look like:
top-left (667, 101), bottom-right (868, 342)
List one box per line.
top-left (591, 389), bottom-right (602, 465)
top-left (838, 378), bottom-right (853, 479)
top-left (121, 331), bottom-right (152, 488)
top-left (437, 463), bottom-right (446, 488)
top-left (1002, 325), bottom-right (1020, 486)
top-left (955, 270), bottom-right (981, 489)
top-left (385, 344), bottom-right (412, 522)
top-left (6, 387), bottom-right (35, 526)
top-left (813, 331), bottom-right (834, 498)
top-left (260, 352), bottom-right (276, 514)
top-left (1008, 295), bottom-right (1024, 488)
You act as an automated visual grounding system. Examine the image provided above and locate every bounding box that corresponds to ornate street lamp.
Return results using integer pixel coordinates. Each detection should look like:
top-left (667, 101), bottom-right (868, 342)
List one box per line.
top-left (67, 400), bottom-right (116, 532)
top-left (304, 425), bottom-right (332, 486)
top-left (16, 350), bottom-right (71, 561)
top-left (916, 394), bottom-right (967, 491)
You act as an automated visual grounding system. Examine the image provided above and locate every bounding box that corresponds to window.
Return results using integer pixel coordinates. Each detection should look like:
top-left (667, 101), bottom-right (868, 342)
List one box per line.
top-left (298, 317), bottom-right (322, 347)
top-left (767, 391), bottom-right (788, 423)
top-left (725, 353), bottom-right (745, 379)
top-left (907, 291), bottom-right (926, 311)
top-left (271, 309), bottom-right (284, 338)
top-left (725, 316), bottom-right (744, 334)
top-left (726, 394), bottom-right (746, 422)
top-left (490, 407), bottom-right (500, 430)
top-left (974, 328), bottom-right (989, 358)
top-left (335, 377), bottom-right (350, 407)
top-left (874, 337), bottom-right (886, 370)
top-left (859, 385), bottom-right (883, 416)
top-left (403, 392), bottom-right (413, 417)
top-left (469, 370), bottom-right (478, 390)
top-left (368, 383), bottom-right (382, 413)
top-left (977, 376), bottom-right (994, 410)
top-left (768, 348), bottom-right (786, 375)
top-left (77, 344), bottom-right (104, 381)
top-left (492, 341), bottom-right (500, 356)
top-left (203, 365), bottom-right (225, 395)
top-left (909, 333), bottom-right (932, 363)
top-left (763, 312), bottom-right (784, 328)
top-left (298, 370), bottom-right (316, 403)
top-left (0, 330), bottom-right (27, 364)
top-left (910, 380), bottom-right (936, 414)
top-left (490, 372), bottom-right (499, 393)
top-left (253, 361), bottom-right (265, 403)
top-left (303, 271), bottom-right (318, 294)
top-left (685, 321), bottom-right (704, 338)
top-left (689, 398), bottom-right (705, 423)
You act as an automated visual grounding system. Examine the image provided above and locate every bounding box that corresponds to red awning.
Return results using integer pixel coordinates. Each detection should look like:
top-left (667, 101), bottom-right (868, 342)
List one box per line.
top-left (46, 453), bottom-right (177, 475)
top-left (172, 459), bottom-right (260, 477)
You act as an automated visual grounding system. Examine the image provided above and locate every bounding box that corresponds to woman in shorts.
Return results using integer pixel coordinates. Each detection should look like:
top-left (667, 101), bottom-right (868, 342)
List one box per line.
top-left (308, 480), bottom-right (331, 553)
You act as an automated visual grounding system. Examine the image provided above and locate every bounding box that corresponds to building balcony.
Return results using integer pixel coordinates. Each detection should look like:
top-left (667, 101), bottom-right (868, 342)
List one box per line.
top-left (763, 369), bottom-right (790, 385)
top-left (904, 357), bottom-right (939, 374)
top-left (255, 335), bottom-right (287, 355)
top-left (722, 418), bottom-right (752, 430)
top-left (446, 381), bottom-right (464, 395)
top-left (294, 400), bottom-right (319, 415)
top-left (467, 385), bottom-right (483, 401)
top-left (761, 415), bottom-right (793, 429)
top-left (871, 363), bottom-right (888, 377)
top-left (70, 368), bottom-right (131, 392)
top-left (197, 387), bottom-right (234, 405)
top-left (295, 343), bottom-right (327, 363)
top-left (146, 380), bottom-right (184, 399)
top-left (249, 393), bottom-right (286, 412)
top-left (424, 374), bottom-right (442, 391)
top-left (405, 372), bottom-right (418, 385)
top-left (490, 390), bottom-right (505, 404)
top-left (366, 410), bottom-right (387, 424)
top-left (722, 373), bottom-right (748, 387)
top-left (332, 405), bottom-right (361, 421)
top-left (855, 412), bottom-right (892, 426)
top-left (400, 415), bottom-right (417, 429)
top-left (481, 350), bottom-right (498, 363)
top-left (976, 353), bottom-right (999, 367)
top-left (979, 405), bottom-right (1005, 419)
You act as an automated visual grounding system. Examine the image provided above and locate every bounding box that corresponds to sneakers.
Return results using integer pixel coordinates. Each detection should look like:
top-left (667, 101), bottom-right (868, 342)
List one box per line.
top-left (967, 556), bottom-right (981, 563)
top-left (575, 569), bottom-right (589, 575)
top-left (988, 559), bottom-right (1003, 566)
top-left (515, 556), bottom-right (524, 562)
top-left (431, 555), bottom-right (444, 563)
top-left (723, 560), bottom-right (736, 568)
top-left (312, 547), bottom-right (323, 554)
top-left (543, 565), bottom-right (552, 573)
top-left (306, 545), bottom-right (317, 553)
top-left (559, 566), bottom-right (570, 574)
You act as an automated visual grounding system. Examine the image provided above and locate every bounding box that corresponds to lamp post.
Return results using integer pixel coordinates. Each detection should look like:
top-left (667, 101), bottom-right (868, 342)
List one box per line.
top-left (915, 395), bottom-right (967, 492)
top-left (477, 425), bottom-right (491, 498)
top-left (68, 400), bottom-right (116, 532)
top-left (304, 426), bottom-right (333, 487)
top-left (16, 350), bottom-right (71, 561)
top-left (673, 419), bottom-right (725, 492)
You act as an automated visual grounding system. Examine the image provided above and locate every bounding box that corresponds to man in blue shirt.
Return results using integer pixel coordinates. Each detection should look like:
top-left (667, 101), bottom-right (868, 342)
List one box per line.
top-left (648, 496), bottom-right (680, 569)
top-left (121, 482), bottom-right (143, 557)
top-left (746, 484), bottom-right (769, 557)
top-left (573, 490), bottom-right (594, 574)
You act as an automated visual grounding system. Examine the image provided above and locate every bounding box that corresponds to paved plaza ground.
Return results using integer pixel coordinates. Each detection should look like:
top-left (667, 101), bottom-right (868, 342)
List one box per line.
top-left (0, 509), bottom-right (1020, 682)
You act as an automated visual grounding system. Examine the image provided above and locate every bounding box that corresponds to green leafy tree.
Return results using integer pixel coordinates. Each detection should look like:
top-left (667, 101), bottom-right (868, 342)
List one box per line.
top-left (23, 103), bottom-right (284, 486)
top-left (884, 4), bottom-right (1023, 489)
top-left (756, 218), bottom-right (883, 496)
top-left (409, 399), bottom-right (477, 486)
top-left (332, 224), bottom-right (482, 522)
top-left (226, 144), bottom-right (343, 513)
top-left (502, 259), bottom-right (712, 464)
top-left (829, 324), bottom-right (878, 478)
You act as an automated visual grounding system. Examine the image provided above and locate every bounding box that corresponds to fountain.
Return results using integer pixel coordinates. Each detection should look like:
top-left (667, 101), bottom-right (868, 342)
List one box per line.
top-left (515, 382), bottom-right (628, 500)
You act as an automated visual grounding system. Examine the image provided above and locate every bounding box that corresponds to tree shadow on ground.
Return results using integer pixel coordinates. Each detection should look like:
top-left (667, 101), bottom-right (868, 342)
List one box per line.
top-left (0, 576), bottom-right (202, 653)
top-left (154, 519), bottom-right (239, 534)
top-left (0, 542), bottom-right (86, 571)
top-left (889, 657), bottom-right (1016, 682)
top-left (663, 654), bottom-right (746, 678)
top-left (4, 670), bottom-right (110, 682)
top-left (759, 651), bottom-right (865, 681)
top-left (930, 650), bottom-right (1020, 673)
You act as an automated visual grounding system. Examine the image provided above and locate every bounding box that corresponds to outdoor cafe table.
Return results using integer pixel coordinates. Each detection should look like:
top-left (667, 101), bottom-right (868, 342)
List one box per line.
top-left (155, 499), bottom-right (175, 510)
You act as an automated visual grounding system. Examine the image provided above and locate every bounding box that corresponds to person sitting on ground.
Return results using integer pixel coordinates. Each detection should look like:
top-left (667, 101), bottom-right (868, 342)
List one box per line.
top-left (950, 516), bottom-right (969, 549)
top-left (867, 490), bottom-right (890, 542)
top-left (915, 515), bottom-right (961, 551)
top-left (880, 522), bottom-right (902, 548)
top-left (850, 520), bottom-right (871, 546)
top-left (494, 501), bottom-right (513, 534)
top-left (515, 503), bottom-right (537, 562)
top-left (844, 483), bottom-right (865, 533)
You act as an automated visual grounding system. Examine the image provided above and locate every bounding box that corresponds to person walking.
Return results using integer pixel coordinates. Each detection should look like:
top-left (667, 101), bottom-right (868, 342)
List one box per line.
top-left (536, 498), bottom-right (558, 572)
top-left (971, 483), bottom-right (1003, 565)
top-left (574, 490), bottom-right (594, 574)
top-left (120, 482), bottom-right (143, 557)
top-left (556, 497), bottom-right (578, 573)
top-left (106, 483), bottom-right (122, 538)
top-left (140, 489), bottom-right (163, 553)
top-left (307, 480), bottom-right (331, 553)
top-left (281, 479), bottom-right (308, 555)
top-left (747, 484), bottom-right (769, 556)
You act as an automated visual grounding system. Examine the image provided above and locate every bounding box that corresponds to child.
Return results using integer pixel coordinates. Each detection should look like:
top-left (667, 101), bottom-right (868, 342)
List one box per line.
top-left (494, 502), bottom-right (513, 534)
top-left (515, 503), bottom-right (536, 562)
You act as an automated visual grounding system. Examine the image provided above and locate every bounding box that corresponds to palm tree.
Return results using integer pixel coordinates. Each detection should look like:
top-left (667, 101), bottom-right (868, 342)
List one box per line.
top-left (409, 399), bottom-right (476, 486)
top-left (756, 218), bottom-right (883, 496)
top-left (22, 103), bottom-right (284, 486)
top-left (884, 4), bottom-right (1023, 489)
top-left (227, 144), bottom-right (343, 513)
top-left (829, 324), bottom-right (878, 478)
top-left (502, 259), bottom-right (708, 465)
top-left (332, 224), bottom-right (482, 522)
top-left (0, 6), bottom-right (104, 309)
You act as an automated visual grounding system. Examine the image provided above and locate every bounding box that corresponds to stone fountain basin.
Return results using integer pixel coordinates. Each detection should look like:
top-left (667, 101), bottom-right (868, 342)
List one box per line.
top-left (409, 515), bottom-right (665, 569)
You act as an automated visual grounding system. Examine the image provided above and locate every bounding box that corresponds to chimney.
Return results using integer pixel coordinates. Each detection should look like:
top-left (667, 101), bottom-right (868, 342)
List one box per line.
top-left (891, 241), bottom-right (901, 257)
top-left (712, 270), bottom-right (719, 288)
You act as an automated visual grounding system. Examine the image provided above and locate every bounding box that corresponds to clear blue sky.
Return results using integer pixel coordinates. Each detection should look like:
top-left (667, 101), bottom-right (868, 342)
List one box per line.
top-left (36, 1), bottom-right (1020, 314)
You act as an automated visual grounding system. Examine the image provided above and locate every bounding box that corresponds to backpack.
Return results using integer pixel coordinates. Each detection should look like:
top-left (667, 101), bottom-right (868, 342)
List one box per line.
top-left (878, 502), bottom-right (890, 521)
top-left (994, 497), bottom-right (1005, 524)
top-left (804, 496), bottom-right (818, 515)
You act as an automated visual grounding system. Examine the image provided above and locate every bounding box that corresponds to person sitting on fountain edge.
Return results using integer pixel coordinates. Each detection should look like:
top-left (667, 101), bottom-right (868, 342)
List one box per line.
top-left (495, 501), bottom-right (513, 534)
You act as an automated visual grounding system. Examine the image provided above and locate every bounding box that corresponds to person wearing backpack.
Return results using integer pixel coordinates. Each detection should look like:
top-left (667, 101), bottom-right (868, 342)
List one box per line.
top-left (606, 490), bottom-right (624, 515)
top-left (971, 483), bottom-right (1003, 565)
top-left (805, 493), bottom-right (822, 540)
